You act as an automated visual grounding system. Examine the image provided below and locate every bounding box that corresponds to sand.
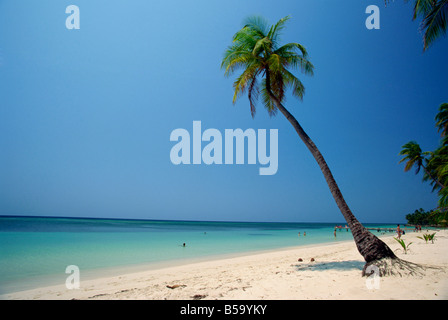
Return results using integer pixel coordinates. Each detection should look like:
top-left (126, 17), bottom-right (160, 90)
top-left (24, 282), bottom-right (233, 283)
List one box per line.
top-left (2, 229), bottom-right (447, 300)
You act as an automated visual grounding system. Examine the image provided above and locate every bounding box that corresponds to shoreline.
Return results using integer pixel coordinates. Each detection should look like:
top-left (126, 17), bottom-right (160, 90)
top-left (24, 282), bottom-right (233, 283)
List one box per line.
top-left (0, 237), bottom-right (358, 295)
top-left (2, 230), bottom-right (447, 300)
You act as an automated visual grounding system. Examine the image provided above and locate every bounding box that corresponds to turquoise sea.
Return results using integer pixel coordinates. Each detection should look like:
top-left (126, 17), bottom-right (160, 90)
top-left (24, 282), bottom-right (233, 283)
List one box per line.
top-left (0, 216), bottom-right (399, 295)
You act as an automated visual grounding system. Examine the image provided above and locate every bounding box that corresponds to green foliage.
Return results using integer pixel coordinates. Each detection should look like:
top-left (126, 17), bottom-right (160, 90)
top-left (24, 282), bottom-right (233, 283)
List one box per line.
top-left (399, 141), bottom-right (426, 174)
top-left (420, 1), bottom-right (448, 50)
top-left (399, 103), bottom-right (448, 209)
top-left (406, 208), bottom-right (448, 227)
top-left (435, 103), bottom-right (448, 136)
top-left (417, 232), bottom-right (437, 243)
top-left (221, 15), bottom-right (314, 118)
top-left (406, 208), bottom-right (434, 225)
top-left (431, 208), bottom-right (448, 227)
top-left (387, 0), bottom-right (448, 50)
top-left (394, 237), bottom-right (413, 254)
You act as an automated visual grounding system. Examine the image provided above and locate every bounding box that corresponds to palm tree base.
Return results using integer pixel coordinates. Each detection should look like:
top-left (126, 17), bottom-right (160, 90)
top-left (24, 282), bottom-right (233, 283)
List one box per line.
top-left (362, 257), bottom-right (430, 277)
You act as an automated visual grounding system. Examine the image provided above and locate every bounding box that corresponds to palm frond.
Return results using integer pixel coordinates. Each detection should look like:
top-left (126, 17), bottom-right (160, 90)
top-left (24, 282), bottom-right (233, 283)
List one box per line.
top-left (222, 52), bottom-right (255, 76)
top-left (242, 16), bottom-right (269, 39)
top-left (232, 64), bottom-right (259, 104)
top-left (275, 42), bottom-right (309, 58)
top-left (422, 0), bottom-right (448, 50)
top-left (247, 71), bottom-right (260, 117)
top-left (438, 186), bottom-right (448, 207)
top-left (252, 37), bottom-right (273, 57)
top-left (405, 0), bottom-right (437, 20)
top-left (435, 103), bottom-right (448, 136)
top-left (260, 78), bottom-right (277, 116)
top-left (267, 15), bottom-right (291, 46)
top-left (282, 68), bottom-right (305, 100)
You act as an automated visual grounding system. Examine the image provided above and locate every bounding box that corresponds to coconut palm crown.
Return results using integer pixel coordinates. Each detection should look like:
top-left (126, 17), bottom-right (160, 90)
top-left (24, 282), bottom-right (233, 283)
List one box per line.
top-left (221, 15), bottom-right (314, 117)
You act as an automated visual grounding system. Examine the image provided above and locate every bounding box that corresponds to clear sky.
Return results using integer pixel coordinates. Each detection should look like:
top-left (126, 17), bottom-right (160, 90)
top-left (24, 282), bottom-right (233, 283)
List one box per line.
top-left (0, 0), bottom-right (447, 223)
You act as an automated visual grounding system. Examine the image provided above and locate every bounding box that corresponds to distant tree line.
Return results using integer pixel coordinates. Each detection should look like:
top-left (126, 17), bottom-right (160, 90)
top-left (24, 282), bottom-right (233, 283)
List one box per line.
top-left (406, 208), bottom-right (447, 227)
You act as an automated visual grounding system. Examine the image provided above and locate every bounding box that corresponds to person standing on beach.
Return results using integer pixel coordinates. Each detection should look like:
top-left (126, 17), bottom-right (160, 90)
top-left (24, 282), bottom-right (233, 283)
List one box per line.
top-left (397, 225), bottom-right (401, 239)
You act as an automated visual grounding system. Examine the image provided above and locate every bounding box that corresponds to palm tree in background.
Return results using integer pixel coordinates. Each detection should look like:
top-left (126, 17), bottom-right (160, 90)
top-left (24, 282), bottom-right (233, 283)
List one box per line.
top-left (399, 141), bottom-right (426, 173)
top-left (435, 103), bottom-right (448, 136)
top-left (399, 103), bottom-right (448, 209)
top-left (389, 0), bottom-right (448, 50)
top-left (221, 16), bottom-right (404, 276)
top-left (431, 103), bottom-right (448, 205)
top-left (399, 141), bottom-right (445, 189)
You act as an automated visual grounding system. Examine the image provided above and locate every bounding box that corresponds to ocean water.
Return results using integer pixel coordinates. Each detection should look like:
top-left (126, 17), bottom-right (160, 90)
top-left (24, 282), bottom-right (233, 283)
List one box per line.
top-left (0, 216), bottom-right (398, 294)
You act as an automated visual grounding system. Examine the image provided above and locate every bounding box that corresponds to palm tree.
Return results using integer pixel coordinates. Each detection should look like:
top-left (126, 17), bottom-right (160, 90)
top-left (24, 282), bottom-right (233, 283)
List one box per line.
top-left (419, 0), bottom-right (448, 50)
top-left (435, 103), bottom-right (448, 137)
top-left (399, 141), bottom-right (445, 188)
top-left (390, 0), bottom-right (448, 50)
top-left (425, 146), bottom-right (448, 207)
top-left (399, 104), bottom-right (448, 209)
top-left (222, 16), bottom-right (403, 276)
top-left (399, 141), bottom-right (427, 174)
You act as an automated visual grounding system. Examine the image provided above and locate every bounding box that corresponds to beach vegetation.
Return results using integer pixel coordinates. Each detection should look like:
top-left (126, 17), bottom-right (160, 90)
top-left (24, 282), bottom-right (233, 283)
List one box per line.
top-left (417, 232), bottom-right (437, 244)
top-left (394, 237), bottom-right (413, 254)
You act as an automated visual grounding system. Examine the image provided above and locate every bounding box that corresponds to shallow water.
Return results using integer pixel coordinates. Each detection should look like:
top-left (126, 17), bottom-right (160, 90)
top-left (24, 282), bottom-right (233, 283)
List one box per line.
top-left (0, 216), bottom-right (399, 294)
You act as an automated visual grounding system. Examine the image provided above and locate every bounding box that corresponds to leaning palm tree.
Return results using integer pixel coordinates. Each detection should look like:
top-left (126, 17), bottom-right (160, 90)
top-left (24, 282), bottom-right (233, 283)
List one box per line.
top-left (221, 15), bottom-right (421, 276)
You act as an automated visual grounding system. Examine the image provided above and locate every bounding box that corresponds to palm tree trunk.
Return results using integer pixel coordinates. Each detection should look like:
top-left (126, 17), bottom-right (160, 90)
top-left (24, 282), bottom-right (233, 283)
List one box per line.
top-left (263, 76), bottom-right (397, 271)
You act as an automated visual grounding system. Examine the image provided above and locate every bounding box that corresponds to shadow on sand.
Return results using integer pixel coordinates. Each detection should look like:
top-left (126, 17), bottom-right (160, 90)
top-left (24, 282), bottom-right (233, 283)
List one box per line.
top-left (294, 260), bottom-right (365, 272)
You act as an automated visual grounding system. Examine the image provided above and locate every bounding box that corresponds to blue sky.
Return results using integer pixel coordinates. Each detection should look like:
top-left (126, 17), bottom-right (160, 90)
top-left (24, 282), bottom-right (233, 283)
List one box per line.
top-left (0, 0), bottom-right (447, 223)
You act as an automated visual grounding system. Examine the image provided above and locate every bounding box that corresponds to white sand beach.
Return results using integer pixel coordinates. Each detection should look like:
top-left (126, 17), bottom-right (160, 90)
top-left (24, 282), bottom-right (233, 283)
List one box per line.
top-left (2, 229), bottom-right (447, 300)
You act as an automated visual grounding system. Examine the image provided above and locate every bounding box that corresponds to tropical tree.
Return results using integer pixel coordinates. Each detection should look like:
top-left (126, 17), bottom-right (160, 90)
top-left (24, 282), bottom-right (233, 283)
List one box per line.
top-left (399, 141), bottom-right (445, 189)
top-left (221, 15), bottom-right (414, 276)
top-left (388, 0), bottom-right (448, 50)
top-left (399, 141), bottom-right (426, 174)
top-left (424, 146), bottom-right (448, 190)
top-left (405, 208), bottom-right (435, 225)
top-left (429, 103), bottom-right (448, 205)
top-left (415, 0), bottom-right (448, 50)
top-left (435, 103), bottom-right (448, 137)
top-left (399, 103), bottom-right (448, 209)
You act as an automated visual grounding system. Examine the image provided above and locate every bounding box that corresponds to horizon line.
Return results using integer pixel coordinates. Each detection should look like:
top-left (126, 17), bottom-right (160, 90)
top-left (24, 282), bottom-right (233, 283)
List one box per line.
top-left (0, 214), bottom-right (407, 225)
